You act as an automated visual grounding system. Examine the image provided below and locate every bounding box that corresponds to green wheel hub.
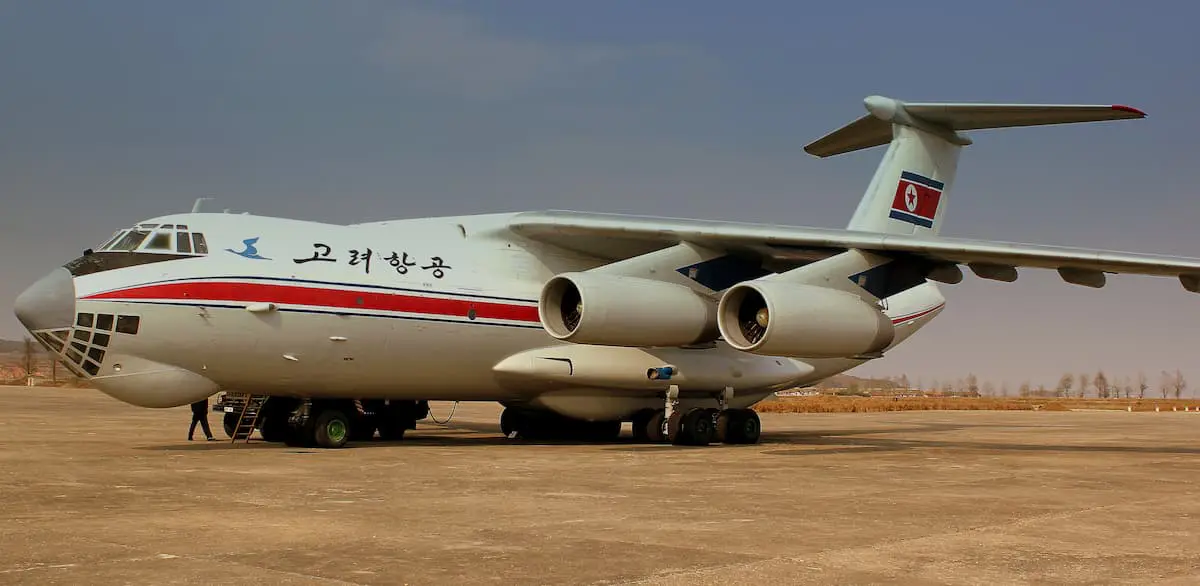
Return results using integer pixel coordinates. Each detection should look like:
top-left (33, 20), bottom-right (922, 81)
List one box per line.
top-left (326, 418), bottom-right (347, 443)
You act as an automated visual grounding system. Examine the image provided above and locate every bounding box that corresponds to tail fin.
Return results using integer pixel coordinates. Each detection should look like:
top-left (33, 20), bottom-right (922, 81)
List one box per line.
top-left (806, 96), bottom-right (1145, 236)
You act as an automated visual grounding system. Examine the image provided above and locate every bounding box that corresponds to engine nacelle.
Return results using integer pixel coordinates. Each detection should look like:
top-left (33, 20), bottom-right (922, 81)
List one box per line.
top-left (539, 273), bottom-right (717, 347)
top-left (717, 281), bottom-right (895, 358)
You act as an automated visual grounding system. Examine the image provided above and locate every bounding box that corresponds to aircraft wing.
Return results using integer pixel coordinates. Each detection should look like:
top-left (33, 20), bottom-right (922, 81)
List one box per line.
top-left (508, 211), bottom-right (1200, 291)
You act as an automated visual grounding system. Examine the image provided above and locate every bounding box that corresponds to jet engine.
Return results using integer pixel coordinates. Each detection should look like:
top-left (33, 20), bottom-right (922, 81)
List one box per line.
top-left (717, 281), bottom-right (895, 358)
top-left (539, 273), bottom-right (717, 347)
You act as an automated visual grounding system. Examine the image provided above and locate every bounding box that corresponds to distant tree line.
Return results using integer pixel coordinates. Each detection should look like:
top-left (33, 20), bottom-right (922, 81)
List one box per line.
top-left (882, 369), bottom-right (1189, 399)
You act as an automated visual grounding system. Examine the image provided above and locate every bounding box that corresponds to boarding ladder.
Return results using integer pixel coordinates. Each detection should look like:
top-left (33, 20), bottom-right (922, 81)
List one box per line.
top-left (230, 394), bottom-right (269, 444)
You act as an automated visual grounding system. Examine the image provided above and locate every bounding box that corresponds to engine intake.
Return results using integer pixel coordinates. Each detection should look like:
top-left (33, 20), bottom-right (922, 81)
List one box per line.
top-left (717, 281), bottom-right (895, 358)
top-left (539, 273), bottom-right (717, 347)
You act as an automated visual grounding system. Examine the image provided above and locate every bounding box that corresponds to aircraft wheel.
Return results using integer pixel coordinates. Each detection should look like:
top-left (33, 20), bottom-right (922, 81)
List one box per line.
top-left (666, 410), bottom-right (684, 444)
top-left (719, 409), bottom-right (761, 445)
top-left (671, 408), bottom-right (714, 446)
top-left (500, 407), bottom-right (526, 439)
top-left (259, 412), bottom-right (289, 442)
top-left (644, 409), bottom-right (666, 443)
top-left (313, 409), bottom-right (350, 449)
top-left (223, 413), bottom-right (238, 439)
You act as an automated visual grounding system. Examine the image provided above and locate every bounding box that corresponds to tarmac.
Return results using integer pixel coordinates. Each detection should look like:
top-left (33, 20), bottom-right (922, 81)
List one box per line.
top-left (1, 385), bottom-right (1198, 585)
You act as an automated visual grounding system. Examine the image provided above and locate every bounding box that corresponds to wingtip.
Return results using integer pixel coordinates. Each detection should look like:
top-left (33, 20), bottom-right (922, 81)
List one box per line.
top-left (1111, 104), bottom-right (1147, 117)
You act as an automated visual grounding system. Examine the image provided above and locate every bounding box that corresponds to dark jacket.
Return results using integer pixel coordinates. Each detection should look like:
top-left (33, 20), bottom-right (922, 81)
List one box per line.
top-left (190, 399), bottom-right (208, 416)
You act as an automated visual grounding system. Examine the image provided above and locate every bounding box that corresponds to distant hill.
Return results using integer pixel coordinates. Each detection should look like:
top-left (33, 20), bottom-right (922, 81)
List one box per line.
top-left (0, 339), bottom-right (31, 353)
top-left (812, 373), bottom-right (900, 390)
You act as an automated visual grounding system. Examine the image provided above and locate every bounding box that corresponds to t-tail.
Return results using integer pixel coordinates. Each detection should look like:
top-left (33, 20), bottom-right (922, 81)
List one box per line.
top-left (805, 96), bottom-right (1145, 237)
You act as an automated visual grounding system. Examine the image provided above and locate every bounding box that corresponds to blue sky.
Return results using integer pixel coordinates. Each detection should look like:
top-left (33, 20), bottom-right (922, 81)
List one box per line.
top-left (2, 0), bottom-right (1198, 391)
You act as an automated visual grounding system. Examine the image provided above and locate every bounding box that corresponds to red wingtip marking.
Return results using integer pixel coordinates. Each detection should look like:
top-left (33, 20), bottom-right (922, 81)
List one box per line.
top-left (1111, 104), bottom-right (1146, 117)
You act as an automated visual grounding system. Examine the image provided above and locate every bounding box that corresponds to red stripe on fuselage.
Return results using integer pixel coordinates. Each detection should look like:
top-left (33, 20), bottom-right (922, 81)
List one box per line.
top-left (890, 303), bottom-right (944, 324)
top-left (83, 281), bottom-right (541, 323)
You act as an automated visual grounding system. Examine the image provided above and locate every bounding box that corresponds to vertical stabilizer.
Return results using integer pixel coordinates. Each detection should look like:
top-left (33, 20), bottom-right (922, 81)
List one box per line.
top-left (845, 124), bottom-right (960, 236)
top-left (805, 95), bottom-right (1145, 237)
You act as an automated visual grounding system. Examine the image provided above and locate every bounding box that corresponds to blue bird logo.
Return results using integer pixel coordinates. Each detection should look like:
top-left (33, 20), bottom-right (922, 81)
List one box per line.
top-left (226, 237), bottom-right (271, 260)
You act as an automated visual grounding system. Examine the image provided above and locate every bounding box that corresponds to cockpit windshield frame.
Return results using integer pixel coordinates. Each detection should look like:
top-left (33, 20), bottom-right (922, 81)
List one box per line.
top-left (109, 230), bottom-right (150, 252)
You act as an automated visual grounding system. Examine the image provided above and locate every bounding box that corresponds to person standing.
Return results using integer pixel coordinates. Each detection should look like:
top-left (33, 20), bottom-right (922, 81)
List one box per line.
top-left (189, 397), bottom-right (215, 441)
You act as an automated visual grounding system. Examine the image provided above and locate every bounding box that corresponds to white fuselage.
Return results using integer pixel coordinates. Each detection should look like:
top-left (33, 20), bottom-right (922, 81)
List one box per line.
top-left (25, 211), bottom-right (946, 419)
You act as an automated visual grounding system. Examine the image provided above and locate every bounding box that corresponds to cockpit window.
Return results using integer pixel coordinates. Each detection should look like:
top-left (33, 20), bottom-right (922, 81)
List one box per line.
top-left (111, 230), bottom-right (150, 251)
top-left (98, 231), bottom-right (123, 251)
top-left (145, 231), bottom-right (172, 250)
top-left (192, 233), bottom-right (208, 254)
top-left (67, 222), bottom-right (211, 276)
top-left (176, 232), bottom-right (192, 253)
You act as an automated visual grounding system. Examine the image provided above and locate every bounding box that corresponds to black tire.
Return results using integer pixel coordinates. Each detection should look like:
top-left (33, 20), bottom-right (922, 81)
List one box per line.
top-left (313, 409), bottom-right (350, 449)
top-left (644, 410), bottom-right (666, 443)
top-left (259, 413), bottom-right (289, 442)
top-left (500, 407), bottom-right (526, 439)
top-left (672, 408), bottom-right (714, 446)
top-left (666, 410), bottom-right (684, 444)
top-left (722, 409), bottom-right (761, 445)
top-left (223, 413), bottom-right (238, 439)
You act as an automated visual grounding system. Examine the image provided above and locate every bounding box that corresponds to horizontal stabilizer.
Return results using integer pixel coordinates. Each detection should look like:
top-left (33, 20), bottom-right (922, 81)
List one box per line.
top-left (805, 96), bottom-right (1145, 157)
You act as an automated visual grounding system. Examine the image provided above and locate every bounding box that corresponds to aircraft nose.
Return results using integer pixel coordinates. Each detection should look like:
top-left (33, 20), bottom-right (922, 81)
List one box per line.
top-left (14, 268), bottom-right (77, 331)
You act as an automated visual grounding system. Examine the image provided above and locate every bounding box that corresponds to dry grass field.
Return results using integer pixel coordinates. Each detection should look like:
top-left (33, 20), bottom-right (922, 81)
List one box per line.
top-left (756, 395), bottom-right (1200, 413)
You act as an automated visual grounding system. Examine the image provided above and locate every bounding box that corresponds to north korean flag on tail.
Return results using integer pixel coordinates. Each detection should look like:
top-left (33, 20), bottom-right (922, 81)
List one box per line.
top-left (889, 171), bottom-right (944, 229)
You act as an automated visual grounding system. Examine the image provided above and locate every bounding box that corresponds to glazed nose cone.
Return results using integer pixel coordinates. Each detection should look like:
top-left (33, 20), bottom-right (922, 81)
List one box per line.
top-left (14, 268), bottom-right (76, 331)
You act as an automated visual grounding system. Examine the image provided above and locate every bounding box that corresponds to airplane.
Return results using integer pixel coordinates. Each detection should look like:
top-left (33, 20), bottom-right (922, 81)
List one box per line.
top-left (13, 95), bottom-right (1200, 449)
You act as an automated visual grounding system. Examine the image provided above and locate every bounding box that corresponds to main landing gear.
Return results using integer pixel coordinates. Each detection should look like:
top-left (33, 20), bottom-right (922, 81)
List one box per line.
top-left (500, 386), bottom-right (761, 446)
top-left (658, 385), bottom-right (761, 446)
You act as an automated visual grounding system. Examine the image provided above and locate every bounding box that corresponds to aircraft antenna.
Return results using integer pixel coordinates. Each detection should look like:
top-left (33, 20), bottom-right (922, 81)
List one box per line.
top-left (190, 197), bottom-right (214, 213)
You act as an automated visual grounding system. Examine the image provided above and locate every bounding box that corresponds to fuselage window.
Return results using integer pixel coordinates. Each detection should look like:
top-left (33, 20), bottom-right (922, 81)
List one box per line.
top-left (96, 314), bottom-right (114, 331)
top-left (192, 233), bottom-right (208, 254)
top-left (145, 231), bottom-right (172, 251)
top-left (176, 224), bottom-right (188, 230)
top-left (176, 232), bottom-right (192, 253)
top-left (111, 230), bottom-right (150, 251)
top-left (116, 315), bottom-right (140, 335)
